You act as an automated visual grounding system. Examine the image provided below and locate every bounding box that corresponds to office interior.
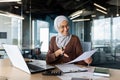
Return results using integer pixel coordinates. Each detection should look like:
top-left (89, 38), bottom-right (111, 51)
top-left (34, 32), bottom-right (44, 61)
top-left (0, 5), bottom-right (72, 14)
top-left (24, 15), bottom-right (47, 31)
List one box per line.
top-left (0, 0), bottom-right (120, 69)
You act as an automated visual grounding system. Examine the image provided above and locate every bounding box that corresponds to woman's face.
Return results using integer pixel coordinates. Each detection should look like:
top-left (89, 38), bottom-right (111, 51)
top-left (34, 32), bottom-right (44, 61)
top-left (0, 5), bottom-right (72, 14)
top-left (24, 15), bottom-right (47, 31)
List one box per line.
top-left (58, 20), bottom-right (69, 36)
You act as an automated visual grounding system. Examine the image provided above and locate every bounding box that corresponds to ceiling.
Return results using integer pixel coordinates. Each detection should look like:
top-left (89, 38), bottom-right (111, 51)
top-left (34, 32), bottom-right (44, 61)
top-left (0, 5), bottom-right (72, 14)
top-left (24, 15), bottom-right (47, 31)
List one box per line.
top-left (0, 0), bottom-right (119, 18)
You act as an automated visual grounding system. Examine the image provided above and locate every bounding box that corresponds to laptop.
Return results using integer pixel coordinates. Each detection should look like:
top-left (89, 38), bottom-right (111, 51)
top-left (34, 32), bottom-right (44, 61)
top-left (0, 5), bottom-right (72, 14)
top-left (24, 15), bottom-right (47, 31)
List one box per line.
top-left (2, 44), bottom-right (55, 74)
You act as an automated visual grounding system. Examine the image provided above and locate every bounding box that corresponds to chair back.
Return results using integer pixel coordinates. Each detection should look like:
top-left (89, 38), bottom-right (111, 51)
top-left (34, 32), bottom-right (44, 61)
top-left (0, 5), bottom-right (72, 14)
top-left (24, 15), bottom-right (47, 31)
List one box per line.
top-left (81, 42), bottom-right (92, 52)
top-left (115, 44), bottom-right (120, 53)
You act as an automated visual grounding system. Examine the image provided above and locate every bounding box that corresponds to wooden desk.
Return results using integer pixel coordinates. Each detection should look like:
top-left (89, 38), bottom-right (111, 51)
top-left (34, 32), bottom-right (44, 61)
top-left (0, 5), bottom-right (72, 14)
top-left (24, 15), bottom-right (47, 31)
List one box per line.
top-left (0, 59), bottom-right (59, 80)
top-left (0, 59), bottom-right (120, 80)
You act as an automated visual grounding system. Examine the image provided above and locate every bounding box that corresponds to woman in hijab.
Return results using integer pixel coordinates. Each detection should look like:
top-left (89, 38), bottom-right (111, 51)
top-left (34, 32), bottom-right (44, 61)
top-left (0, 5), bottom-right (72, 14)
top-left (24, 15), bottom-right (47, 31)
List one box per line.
top-left (46, 15), bottom-right (92, 65)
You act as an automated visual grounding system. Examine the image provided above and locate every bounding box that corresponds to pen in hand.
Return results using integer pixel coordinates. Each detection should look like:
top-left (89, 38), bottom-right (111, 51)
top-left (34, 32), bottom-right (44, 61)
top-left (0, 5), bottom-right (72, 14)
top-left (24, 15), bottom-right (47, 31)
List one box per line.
top-left (61, 47), bottom-right (69, 58)
top-left (62, 47), bottom-right (64, 52)
top-left (61, 47), bottom-right (64, 56)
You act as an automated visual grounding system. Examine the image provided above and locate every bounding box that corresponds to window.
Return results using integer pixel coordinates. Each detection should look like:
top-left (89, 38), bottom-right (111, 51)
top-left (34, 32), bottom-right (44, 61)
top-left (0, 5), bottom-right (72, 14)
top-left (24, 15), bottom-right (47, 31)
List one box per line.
top-left (33, 20), bottom-right (49, 53)
top-left (113, 17), bottom-right (120, 47)
top-left (92, 16), bottom-right (120, 63)
top-left (92, 18), bottom-right (111, 47)
top-left (0, 15), bottom-right (22, 47)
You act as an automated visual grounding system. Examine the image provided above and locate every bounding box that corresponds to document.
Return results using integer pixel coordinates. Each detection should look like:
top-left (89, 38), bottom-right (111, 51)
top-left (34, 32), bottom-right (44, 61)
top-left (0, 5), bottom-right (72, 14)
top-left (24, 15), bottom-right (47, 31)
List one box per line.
top-left (67, 49), bottom-right (98, 64)
top-left (56, 49), bottom-right (98, 73)
top-left (57, 70), bottom-right (110, 80)
top-left (55, 64), bottom-right (87, 73)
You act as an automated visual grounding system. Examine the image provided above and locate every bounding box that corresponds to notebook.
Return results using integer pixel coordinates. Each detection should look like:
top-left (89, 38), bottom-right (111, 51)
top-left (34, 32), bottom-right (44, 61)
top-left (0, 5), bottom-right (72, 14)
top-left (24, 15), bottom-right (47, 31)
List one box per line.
top-left (93, 67), bottom-right (110, 77)
top-left (2, 44), bottom-right (55, 74)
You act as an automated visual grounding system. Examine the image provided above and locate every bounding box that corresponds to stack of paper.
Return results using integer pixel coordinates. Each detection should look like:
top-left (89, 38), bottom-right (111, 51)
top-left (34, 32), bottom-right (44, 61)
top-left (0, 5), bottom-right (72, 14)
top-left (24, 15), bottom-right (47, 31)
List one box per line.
top-left (55, 64), bottom-right (87, 73)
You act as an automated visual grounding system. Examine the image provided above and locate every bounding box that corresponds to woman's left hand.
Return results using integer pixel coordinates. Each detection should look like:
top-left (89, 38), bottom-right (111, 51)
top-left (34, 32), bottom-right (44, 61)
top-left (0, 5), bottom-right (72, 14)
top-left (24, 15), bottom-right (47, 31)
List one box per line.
top-left (84, 57), bottom-right (92, 64)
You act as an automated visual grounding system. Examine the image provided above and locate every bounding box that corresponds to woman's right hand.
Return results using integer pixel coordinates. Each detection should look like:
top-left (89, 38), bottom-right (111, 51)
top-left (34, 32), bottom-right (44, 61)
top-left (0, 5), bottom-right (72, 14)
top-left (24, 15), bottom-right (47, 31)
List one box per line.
top-left (54, 48), bottom-right (69, 57)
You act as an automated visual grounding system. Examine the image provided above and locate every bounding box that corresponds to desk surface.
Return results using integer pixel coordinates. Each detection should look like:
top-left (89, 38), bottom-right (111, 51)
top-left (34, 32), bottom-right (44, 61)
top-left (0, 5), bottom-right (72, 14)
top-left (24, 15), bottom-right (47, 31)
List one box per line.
top-left (0, 59), bottom-right (120, 80)
top-left (0, 59), bottom-right (59, 80)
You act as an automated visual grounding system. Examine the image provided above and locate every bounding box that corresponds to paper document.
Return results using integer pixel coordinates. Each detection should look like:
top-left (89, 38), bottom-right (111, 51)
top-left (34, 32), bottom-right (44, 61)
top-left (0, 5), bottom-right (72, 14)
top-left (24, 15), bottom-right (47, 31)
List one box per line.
top-left (55, 64), bottom-right (87, 73)
top-left (67, 49), bottom-right (98, 64)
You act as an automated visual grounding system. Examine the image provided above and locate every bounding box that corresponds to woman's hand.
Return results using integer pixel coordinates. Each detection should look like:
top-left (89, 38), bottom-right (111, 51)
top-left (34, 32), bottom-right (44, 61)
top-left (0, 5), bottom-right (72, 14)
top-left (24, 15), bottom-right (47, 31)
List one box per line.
top-left (84, 57), bottom-right (92, 64)
top-left (54, 48), bottom-right (69, 57)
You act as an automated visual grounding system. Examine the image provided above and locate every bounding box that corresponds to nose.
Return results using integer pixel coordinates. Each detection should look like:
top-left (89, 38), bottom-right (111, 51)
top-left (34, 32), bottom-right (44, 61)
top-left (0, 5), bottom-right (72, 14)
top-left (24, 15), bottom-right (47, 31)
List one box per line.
top-left (64, 26), bottom-right (68, 31)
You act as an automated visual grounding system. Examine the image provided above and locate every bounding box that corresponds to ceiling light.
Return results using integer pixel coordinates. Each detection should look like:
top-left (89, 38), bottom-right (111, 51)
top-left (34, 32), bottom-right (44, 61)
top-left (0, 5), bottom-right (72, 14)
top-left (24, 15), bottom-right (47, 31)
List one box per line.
top-left (116, 14), bottom-right (119, 16)
top-left (116, 0), bottom-right (119, 16)
top-left (70, 10), bottom-right (83, 17)
top-left (96, 8), bottom-right (107, 14)
top-left (0, 10), bottom-right (24, 20)
top-left (0, 0), bottom-right (21, 2)
top-left (72, 19), bottom-right (90, 22)
top-left (94, 3), bottom-right (107, 11)
top-left (69, 9), bottom-right (84, 19)
top-left (17, 1), bottom-right (22, 4)
top-left (69, 14), bottom-right (80, 20)
top-left (91, 15), bottom-right (96, 17)
top-left (14, 6), bottom-right (19, 9)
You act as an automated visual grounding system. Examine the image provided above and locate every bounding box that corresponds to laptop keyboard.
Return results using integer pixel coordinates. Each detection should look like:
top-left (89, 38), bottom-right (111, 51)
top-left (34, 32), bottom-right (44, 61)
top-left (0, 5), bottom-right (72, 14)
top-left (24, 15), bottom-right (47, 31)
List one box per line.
top-left (27, 63), bottom-right (44, 71)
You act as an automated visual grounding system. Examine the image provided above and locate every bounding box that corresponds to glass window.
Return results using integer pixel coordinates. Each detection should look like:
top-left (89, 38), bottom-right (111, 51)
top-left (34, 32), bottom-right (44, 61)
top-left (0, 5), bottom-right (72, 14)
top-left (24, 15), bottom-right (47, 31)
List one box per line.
top-left (92, 16), bottom-right (120, 63)
top-left (40, 28), bottom-right (49, 52)
top-left (0, 15), bottom-right (22, 58)
top-left (92, 18), bottom-right (111, 47)
top-left (113, 17), bottom-right (120, 47)
top-left (0, 15), bottom-right (22, 47)
top-left (33, 20), bottom-right (49, 53)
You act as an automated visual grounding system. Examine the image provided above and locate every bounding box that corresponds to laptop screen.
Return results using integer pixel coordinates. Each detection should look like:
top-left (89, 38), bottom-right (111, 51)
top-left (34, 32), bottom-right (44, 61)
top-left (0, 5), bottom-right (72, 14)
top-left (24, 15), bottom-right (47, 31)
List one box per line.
top-left (3, 44), bottom-right (55, 74)
top-left (2, 44), bottom-right (31, 74)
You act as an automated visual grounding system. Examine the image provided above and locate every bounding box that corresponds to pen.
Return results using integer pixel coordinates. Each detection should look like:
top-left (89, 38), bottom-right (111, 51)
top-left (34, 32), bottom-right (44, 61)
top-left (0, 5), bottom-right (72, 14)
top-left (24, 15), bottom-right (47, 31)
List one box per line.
top-left (61, 47), bottom-right (64, 56)
top-left (62, 47), bottom-right (64, 51)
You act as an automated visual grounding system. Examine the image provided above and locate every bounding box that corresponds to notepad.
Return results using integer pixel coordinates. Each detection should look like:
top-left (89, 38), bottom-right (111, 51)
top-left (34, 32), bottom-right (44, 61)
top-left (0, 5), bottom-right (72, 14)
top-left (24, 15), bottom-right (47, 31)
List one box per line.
top-left (93, 67), bottom-right (110, 77)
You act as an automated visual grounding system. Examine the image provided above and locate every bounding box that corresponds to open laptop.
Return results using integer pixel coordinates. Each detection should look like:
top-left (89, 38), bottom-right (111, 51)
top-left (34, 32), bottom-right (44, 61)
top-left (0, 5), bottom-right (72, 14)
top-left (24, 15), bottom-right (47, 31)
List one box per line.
top-left (2, 44), bottom-right (55, 74)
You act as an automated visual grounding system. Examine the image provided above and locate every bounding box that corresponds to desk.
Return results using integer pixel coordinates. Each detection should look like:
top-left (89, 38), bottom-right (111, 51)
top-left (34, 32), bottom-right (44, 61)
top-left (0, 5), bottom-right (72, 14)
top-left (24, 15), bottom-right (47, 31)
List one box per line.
top-left (0, 59), bottom-right (120, 80)
top-left (0, 49), bottom-right (5, 59)
top-left (0, 59), bottom-right (59, 80)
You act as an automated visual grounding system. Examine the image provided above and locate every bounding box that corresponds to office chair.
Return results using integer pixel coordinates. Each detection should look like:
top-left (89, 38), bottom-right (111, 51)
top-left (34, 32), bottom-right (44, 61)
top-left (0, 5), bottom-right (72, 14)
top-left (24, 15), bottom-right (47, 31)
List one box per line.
top-left (81, 42), bottom-right (92, 52)
top-left (114, 44), bottom-right (120, 61)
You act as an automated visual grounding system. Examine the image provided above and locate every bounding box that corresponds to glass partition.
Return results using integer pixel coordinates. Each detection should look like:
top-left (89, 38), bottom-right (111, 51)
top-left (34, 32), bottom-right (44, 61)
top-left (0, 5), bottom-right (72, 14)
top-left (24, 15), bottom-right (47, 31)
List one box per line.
top-left (92, 16), bottom-right (120, 64)
top-left (0, 1), bottom-right (23, 58)
top-left (32, 20), bottom-right (49, 54)
top-left (0, 16), bottom-right (22, 46)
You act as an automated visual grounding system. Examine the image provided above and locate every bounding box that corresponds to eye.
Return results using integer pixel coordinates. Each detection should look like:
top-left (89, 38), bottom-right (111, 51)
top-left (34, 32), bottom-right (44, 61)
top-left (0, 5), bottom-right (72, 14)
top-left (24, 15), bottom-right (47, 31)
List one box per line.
top-left (61, 26), bottom-right (64, 29)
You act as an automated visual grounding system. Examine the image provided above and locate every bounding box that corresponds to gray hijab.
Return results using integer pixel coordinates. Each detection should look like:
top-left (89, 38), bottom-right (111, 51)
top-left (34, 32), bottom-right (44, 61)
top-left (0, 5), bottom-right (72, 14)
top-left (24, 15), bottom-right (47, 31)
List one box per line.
top-left (54, 15), bottom-right (71, 48)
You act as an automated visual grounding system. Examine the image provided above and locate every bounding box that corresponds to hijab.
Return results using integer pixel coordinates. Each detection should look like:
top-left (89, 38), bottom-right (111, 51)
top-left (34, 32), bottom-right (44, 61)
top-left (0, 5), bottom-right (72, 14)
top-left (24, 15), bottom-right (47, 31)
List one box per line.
top-left (54, 15), bottom-right (71, 48)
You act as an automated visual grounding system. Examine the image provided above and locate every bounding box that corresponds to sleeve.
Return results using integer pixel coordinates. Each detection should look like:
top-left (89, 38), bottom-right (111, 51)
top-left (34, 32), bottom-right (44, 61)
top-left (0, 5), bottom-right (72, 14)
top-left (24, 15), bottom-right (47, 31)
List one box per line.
top-left (46, 37), bottom-right (56, 64)
top-left (74, 36), bottom-right (87, 65)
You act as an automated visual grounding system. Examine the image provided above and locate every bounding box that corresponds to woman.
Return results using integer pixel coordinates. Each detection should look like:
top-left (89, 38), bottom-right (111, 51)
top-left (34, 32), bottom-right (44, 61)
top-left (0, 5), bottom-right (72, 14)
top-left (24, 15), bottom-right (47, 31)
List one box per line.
top-left (46, 15), bottom-right (92, 65)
